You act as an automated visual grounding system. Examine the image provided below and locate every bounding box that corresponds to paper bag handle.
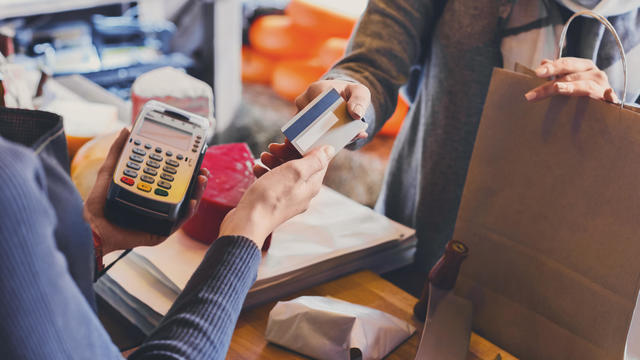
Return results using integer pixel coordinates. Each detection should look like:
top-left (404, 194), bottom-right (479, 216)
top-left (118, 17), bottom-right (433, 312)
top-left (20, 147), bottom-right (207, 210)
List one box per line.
top-left (557, 10), bottom-right (627, 108)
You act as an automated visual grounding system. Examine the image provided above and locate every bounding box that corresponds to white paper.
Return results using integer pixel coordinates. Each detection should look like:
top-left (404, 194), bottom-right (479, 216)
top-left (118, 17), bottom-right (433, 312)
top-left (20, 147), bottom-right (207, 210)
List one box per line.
top-left (104, 186), bottom-right (415, 316)
top-left (265, 296), bottom-right (415, 360)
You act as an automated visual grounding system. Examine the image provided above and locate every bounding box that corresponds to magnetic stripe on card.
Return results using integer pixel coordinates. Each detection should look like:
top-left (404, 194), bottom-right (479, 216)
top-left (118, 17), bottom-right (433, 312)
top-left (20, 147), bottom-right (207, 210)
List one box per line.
top-left (283, 88), bottom-right (341, 140)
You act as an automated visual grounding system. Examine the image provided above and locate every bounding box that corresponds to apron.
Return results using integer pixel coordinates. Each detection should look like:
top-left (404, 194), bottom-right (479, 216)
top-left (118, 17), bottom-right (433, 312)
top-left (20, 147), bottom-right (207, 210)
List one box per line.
top-left (0, 107), bottom-right (96, 310)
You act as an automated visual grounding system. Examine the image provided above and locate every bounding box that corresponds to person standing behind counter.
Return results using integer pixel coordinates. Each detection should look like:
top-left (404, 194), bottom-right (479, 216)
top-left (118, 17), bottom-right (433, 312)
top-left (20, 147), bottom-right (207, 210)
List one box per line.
top-left (0, 119), bottom-right (335, 359)
top-left (259, 0), bottom-right (640, 274)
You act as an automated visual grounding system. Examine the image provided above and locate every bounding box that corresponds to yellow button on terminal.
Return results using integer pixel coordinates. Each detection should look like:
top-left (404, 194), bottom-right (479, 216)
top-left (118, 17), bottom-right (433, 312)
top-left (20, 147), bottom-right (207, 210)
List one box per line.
top-left (137, 183), bottom-right (152, 192)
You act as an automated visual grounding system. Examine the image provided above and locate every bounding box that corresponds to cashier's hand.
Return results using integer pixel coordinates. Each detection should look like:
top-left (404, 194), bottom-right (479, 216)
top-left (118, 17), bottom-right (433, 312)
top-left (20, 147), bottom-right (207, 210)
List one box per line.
top-left (254, 79), bottom-right (370, 177)
top-left (219, 145), bottom-right (335, 248)
top-left (83, 128), bottom-right (209, 254)
top-left (525, 58), bottom-right (619, 103)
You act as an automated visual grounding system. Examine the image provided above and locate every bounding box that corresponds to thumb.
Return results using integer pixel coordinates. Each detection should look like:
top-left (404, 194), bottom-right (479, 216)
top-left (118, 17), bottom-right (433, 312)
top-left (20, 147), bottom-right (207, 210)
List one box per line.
top-left (297, 145), bottom-right (335, 181)
top-left (344, 83), bottom-right (371, 120)
top-left (86, 127), bottom-right (130, 212)
top-left (97, 128), bottom-right (130, 180)
top-left (604, 87), bottom-right (619, 104)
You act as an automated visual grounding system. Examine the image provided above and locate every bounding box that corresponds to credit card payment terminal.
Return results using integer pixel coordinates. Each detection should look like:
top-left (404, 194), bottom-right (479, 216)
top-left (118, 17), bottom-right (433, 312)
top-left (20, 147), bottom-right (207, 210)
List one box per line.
top-left (105, 100), bottom-right (211, 236)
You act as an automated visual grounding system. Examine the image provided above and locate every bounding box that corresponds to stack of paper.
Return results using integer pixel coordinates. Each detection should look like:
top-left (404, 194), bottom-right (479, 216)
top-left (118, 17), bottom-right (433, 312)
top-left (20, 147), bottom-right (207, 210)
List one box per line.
top-left (95, 187), bottom-right (416, 334)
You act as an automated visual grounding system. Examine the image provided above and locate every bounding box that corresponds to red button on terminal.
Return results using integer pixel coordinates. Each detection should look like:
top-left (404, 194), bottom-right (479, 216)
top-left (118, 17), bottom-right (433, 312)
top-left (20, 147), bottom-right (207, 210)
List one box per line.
top-left (120, 176), bottom-right (135, 186)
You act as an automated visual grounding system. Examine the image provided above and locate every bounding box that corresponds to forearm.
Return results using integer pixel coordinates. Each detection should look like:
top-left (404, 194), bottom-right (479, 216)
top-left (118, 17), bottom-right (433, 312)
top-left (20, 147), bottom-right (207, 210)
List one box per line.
top-left (130, 236), bottom-right (261, 360)
top-left (326, 0), bottom-right (437, 139)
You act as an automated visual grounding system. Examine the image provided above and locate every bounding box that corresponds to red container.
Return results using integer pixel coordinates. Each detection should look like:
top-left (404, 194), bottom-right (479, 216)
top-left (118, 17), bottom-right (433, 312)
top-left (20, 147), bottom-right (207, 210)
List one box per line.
top-left (182, 143), bottom-right (256, 245)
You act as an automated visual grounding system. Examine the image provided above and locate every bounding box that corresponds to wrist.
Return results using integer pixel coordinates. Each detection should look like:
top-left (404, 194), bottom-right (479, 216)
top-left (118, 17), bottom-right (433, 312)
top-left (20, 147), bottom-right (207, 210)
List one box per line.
top-left (219, 207), bottom-right (271, 248)
top-left (92, 230), bottom-right (105, 277)
top-left (86, 218), bottom-right (117, 254)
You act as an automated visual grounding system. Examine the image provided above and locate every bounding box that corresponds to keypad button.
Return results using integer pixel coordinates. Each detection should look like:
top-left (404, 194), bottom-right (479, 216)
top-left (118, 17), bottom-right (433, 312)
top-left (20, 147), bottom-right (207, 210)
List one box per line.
top-left (132, 147), bottom-right (146, 156)
top-left (137, 183), bottom-right (152, 192)
top-left (158, 180), bottom-right (172, 189)
top-left (126, 161), bottom-right (141, 170)
top-left (144, 143), bottom-right (152, 149)
top-left (196, 135), bottom-right (202, 140)
top-left (176, 154), bottom-right (184, 160)
top-left (163, 166), bottom-right (177, 174)
top-left (120, 176), bottom-right (134, 186)
top-left (130, 154), bottom-right (144, 163)
top-left (192, 147), bottom-right (198, 152)
top-left (141, 174), bottom-right (155, 184)
top-left (166, 159), bottom-right (179, 167)
top-left (150, 153), bottom-right (163, 162)
top-left (155, 147), bottom-right (162, 153)
top-left (144, 167), bottom-right (158, 176)
top-left (160, 173), bottom-right (174, 182)
top-left (123, 169), bottom-right (138, 178)
top-left (146, 159), bottom-right (161, 169)
top-left (134, 139), bottom-right (141, 145)
top-left (154, 188), bottom-right (169, 197)
top-left (166, 151), bottom-right (173, 157)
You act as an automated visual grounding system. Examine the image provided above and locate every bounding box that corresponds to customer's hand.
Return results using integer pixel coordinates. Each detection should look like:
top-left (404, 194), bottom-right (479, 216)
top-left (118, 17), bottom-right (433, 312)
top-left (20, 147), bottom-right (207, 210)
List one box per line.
top-left (525, 57), bottom-right (618, 103)
top-left (220, 145), bottom-right (335, 248)
top-left (296, 79), bottom-right (371, 120)
top-left (83, 128), bottom-right (209, 254)
top-left (254, 79), bottom-right (370, 178)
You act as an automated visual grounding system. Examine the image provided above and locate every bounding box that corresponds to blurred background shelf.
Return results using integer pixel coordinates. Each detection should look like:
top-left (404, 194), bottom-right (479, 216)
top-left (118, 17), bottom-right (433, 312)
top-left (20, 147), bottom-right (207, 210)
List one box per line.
top-left (0, 0), bottom-right (130, 20)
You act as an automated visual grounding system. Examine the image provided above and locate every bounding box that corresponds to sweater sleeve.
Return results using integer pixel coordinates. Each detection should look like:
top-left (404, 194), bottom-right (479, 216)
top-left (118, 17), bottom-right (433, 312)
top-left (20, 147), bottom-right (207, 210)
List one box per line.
top-left (130, 236), bottom-right (261, 360)
top-left (0, 141), bottom-right (122, 360)
top-left (325, 0), bottom-right (440, 148)
top-left (0, 138), bottom-right (261, 359)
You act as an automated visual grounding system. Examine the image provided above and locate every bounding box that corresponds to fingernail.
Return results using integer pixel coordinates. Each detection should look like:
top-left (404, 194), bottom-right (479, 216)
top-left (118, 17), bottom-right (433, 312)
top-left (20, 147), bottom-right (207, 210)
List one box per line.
top-left (535, 66), bottom-right (548, 76)
top-left (352, 104), bottom-right (365, 119)
top-left (323, 146), bottom-right (335, 158)
top-left (556, 82), bottom-right (567, 91)
top-left (524, 91), bottom-right (536, 101)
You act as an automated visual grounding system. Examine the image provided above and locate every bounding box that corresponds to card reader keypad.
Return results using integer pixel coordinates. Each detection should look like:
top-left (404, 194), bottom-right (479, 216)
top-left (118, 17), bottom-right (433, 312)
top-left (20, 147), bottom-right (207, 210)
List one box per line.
top-left (124, 137), bottom-right (200, 198)
top-left (130, 154), bottom-right (144, 163)
top-left (123, 169), bottom-right (138, 178)
top-left (144, 167), bottom-right (158, 176)
top-left (127, 161), bottom-right (141, 170)
top-left (140, 174), bottom-right (155, 184)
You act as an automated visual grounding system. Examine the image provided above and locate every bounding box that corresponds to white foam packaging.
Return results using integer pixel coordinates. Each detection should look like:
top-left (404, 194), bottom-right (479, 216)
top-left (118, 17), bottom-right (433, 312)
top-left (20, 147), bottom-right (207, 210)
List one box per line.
top-left (265, 296), bottom-right (415, 360)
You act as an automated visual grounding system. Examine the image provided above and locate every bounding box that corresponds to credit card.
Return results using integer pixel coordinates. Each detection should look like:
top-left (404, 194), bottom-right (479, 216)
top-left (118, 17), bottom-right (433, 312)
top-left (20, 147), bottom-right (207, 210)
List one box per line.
top-left (281, 88), bottom-right (367, 155)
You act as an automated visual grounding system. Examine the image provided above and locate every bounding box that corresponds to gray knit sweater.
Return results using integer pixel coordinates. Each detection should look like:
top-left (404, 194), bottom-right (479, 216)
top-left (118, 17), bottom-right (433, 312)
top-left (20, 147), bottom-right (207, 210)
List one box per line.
top-left (328, 0), bottom-right (640, 272)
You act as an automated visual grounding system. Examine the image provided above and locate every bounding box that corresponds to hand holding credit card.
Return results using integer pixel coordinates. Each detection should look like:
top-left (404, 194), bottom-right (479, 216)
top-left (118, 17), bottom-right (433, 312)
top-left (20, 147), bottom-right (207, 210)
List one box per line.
top-left (281, 88), bottom-right (367, 155)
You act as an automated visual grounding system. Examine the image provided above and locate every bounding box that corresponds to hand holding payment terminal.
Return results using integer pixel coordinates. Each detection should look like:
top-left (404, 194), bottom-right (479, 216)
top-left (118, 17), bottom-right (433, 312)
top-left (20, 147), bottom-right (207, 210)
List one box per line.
top-left (105, 100), bottom-right (211, 236)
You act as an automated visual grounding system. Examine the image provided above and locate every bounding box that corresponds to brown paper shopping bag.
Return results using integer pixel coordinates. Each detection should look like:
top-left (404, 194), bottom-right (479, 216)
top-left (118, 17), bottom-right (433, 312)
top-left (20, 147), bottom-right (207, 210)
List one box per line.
top-left (453, 11), bottom-right (640, 360)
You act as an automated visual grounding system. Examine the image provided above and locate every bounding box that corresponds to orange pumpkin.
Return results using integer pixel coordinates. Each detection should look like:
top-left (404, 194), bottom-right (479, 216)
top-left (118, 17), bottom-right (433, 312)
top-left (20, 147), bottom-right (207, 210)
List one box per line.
top-left (241, 46), bottom-right (277, 84)
top-left (379, 93), bottom-right (409, 137)
top-left (70, 130), bottom-right (123, 200)
top-left (66, 134), bottom-right (94, 161)
top-left (286, 0), bottom-right (366, 38)
top-left (271, 59), bottom-right (327, 102)
top-left (316, 37), bottom-right (348, 68)
top-left (248, 15), bottom-right (322, 58)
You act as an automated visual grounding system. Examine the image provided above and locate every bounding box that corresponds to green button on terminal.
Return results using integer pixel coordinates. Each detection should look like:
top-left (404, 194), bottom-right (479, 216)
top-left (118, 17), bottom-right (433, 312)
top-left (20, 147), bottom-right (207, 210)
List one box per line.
top-left (154, 188), bottom-right (169, 197)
